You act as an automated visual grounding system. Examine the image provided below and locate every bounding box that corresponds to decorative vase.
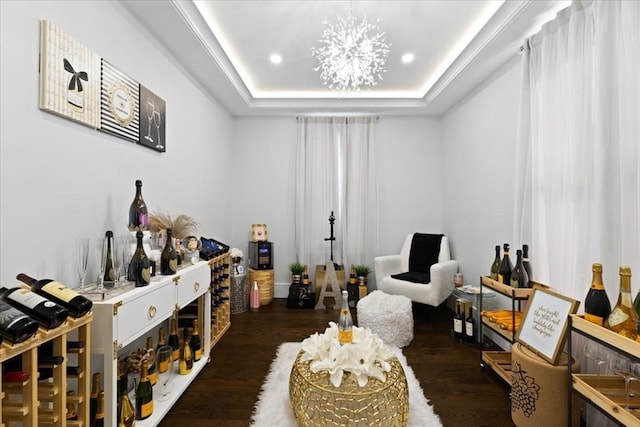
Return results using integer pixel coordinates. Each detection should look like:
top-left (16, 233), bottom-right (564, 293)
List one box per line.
top-left (232, 257), bottom-right (242, 275)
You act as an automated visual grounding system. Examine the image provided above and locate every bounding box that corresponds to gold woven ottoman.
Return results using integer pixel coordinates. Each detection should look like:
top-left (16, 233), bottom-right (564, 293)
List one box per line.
top-left (289, 350), bottom-right (409, 426)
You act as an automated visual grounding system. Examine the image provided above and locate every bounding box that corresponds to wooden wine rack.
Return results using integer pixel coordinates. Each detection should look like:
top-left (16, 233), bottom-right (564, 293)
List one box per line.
top-left (209, 253), bottom-right (231, 349)
top-left (0, 314), bottom-right (92, 427)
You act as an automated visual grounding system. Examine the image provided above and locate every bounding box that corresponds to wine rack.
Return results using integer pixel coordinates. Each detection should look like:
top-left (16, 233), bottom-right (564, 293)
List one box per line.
top-left (567, 314), bottom-right (640, 426)
top-left (209, 253), bottom-right (231, 348)
top-left (90, 261), bottom-right (211, 427)
top-left (0, 314), bottom-right (92, 427)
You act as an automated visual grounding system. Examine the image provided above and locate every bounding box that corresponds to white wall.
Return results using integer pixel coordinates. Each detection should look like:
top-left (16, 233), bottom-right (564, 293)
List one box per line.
top-left (0, 1), bottom-right (234, 287)
top-left (442, 58), bottom-right (522, 286)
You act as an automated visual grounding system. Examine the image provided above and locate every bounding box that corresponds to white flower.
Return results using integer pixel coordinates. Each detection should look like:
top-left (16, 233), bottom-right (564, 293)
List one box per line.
top-left (230, 247), bottom-right (243, 259)
top-left (299, 322), bottom-right (394, 388)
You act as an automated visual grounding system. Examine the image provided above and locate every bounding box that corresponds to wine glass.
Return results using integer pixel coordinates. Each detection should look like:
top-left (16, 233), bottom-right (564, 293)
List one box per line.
top-left (583, 340), bottom-right (607, 389)
top-left (94, 237), bottom-right (107, 290)
top-left (113, 236), bottom-right (126, 287)
top-left (156, 345), bottom-right (173, 401)
top-left (153, 108), bottom-right (163, 149)
top-left (144, 99), bottom-right (154, 142)
top-left (608, 354), bottom-right (637, 409)
top-left (76, 238), bottom-right (90, 290)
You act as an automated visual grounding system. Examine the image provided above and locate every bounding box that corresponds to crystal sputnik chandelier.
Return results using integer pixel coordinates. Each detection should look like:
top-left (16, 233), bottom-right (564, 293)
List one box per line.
top-left (312, 8), bottom-right (390, 92)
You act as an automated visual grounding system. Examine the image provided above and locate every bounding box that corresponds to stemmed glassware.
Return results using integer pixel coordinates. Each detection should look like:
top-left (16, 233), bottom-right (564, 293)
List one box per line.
top-left (583, 340), bottom-right (608, 389)
top-left (94, 237), bottom-right (107, 290)
top-left (608, 354), bottom-right (638, 409)
top-left (156, 345), bottom-right (173, 401)
top-left (113, 236), bottom-right (126, 287)
top-left (76, 238), bottom-right (90, 290)
top-left (144, 99), bottom-right (154, 142)
top-left (153, 108), bottom-right (163, 149)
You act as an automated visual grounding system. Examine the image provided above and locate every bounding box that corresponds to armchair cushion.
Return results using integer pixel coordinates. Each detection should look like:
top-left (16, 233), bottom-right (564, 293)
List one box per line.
top-left (390, 271), bottom-right (431, 284)
top-left (408, 233), bottom-right (443, 274)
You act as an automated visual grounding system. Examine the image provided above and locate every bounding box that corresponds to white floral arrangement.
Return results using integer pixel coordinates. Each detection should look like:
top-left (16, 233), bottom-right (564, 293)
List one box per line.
top-left (230, 247), bottom-right (243, 259)
top-left (300, 322), bottom-right (395, 388)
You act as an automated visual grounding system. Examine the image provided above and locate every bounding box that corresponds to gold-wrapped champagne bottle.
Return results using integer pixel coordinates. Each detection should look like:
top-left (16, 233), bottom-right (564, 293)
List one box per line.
top-left (179, 327), bottom-right (194, 374)
top-left (606, 266), bottom-right (638, 340)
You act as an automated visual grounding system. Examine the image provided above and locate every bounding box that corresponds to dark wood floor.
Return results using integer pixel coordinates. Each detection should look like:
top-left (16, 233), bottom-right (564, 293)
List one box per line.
top-left (159, 299), bottom-right (515, 427)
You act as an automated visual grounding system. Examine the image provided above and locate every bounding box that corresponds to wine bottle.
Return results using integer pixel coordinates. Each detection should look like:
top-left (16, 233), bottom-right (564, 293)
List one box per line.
top-left (510, 249), bottom-right (529, 288)
top-left (250, 281), bottom-right (260, 312)
top-left (117, 365), bottom-right (136, 427)
top-left (634, 289), bottom-right (640, 335)
top-left (135, 358), bottom-right (154, 420)
top-left (464, 302), bottom-right (476, 344)
top-left (95, 390), bottom-right (105, 427)
top-left (453, 299), bottom-right (463, 341)
top-left (347, 264), bottom-right (358, 308)
top-left (160, 228), bottom-right (178, 275)
top-left (0, 286), bottom-right (68, 329)
top-left (179, 327), bottom-right (194, 375)
top-left (0, 300), bottom-right (40, 344)
top-left (168, 317), bottom-right (181, 361)
top-left (127, 230), bottom-right (151, 287)
top-left (128, 179), bottom-right (149, 231)
top-left (498, 243), bottom-right (513, 285)
top-left (522, 244), bottom-right (533, 286)
top-left (490, 245), bottom-right (501, 281)
top-left (190, 318), bottom-right (202, 362)
top-left (66, 390), bottom-right (78, 421)
top-left (103, 231), bottom-right (117, 288)
top-left (606, 266), bottom-right (638, 340)
top-left (90, 372), bottom-right (101, 427)
top-left (338, 290), bottom-right (353, 344)
top-left (16, 273), bottom-right (92, 318)
top-left (146, 336), bottom-right (157, 386)
top-left (584, 263), bottom-right (612, 327)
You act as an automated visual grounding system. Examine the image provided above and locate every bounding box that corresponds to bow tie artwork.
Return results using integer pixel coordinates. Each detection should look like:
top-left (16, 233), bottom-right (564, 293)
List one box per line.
top-left (63, 58), bottom-right (88, 92)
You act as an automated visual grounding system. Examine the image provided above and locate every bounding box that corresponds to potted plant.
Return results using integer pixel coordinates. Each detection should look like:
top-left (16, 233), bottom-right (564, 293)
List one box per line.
top-left (289, 262), bottom-right (305, 283)
top-left (354, 265), bottom-right (371, 298)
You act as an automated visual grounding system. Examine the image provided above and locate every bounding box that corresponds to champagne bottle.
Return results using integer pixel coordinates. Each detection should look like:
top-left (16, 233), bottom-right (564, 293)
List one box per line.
top-left (338, 290), bottom-right (353, 344)
top-left (160, 228), bottom-right (178, 275)
top-left (634, 289), bottom-right (640, 335)
top-left (522, 244), bottom-right (533, 286)
top-left (498, 243), bottom-right (513, 285)
top-left (464, 302), bottom-right (476, 344)
top-left (0, 300), bottom-right (40, 344)
top-left (584, 263), bottom-right (612, 327)
top-left (90, 372), bottom-right (101, 427)
top-left (117, 365), bottom-right (136, 427)
top-left (127, 230), bottom-right (151, 287)
top-left (168, 317), bottom-right (181, 361)
top-left (510, 249), bottom-right (529, 288)
top-left (453, 299), bottom-right (463, 341)
top-left (146, 336), bottom-right (157, 386)
top-left (490, 245), bottom-right (501, 281)
top-left (0, 286), bottom-right (68, 329)
top-left (347, 264), bottom-right (358, 308)
top-left (128, 179), bottom-right (149, 231)
top-left (606, 266), bottom-right (638, 340)
top-left (102, 230), bottom-right (117, 288)
top-left (16, 272), bottom-right (92, 318)
top-left (179, 327), bottom-right (194, 375)
top-left (135, 358), bottom-right (153, 420)
top-left (190, 319), bottom-right (202, 362)
top-left (66, 390), bottom-right (78, 421)
top-left (302, 265), bottom-right (310, 285)
top-left (95, 390), bottom-right (105, 427)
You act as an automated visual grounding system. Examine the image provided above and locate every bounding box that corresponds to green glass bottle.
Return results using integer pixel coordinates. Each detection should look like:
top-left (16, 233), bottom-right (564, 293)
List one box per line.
top-left (127, 230), bottom-right (151, 287)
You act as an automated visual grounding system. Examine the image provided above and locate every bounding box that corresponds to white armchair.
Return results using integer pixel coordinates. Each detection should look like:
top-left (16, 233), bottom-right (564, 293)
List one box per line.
top-left (374, 233), bottom-right (458, 307)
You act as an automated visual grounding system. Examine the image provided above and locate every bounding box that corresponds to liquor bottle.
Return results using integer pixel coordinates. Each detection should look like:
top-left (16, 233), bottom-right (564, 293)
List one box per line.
top-left (127, 230), bottom-right (151, 287)
top-left (453, 299), bottom-right (464, 341)
top-left (179, 327), bottom-right (194, 375)
top-left (584, 263), bottom-right (612, 327)
top-left (95, 390), bottom-right (105, 427)
top-left (90, 372), bottom-right (101, 427)
top-left (338, 290), bottom-right (353, 344)
top-left (168, 317), bottom-right (181, 361)
top-left (0, 286), bottom-right (68, 329)
top-left (606, 266), bottom-right (638, 340)
top-left (146, 336), bottom-right (157, 386)
top-left (16, 273), bottom-right (92, 318)
top-left (66, 390), bottom-right (78, 421)
top-left (117, 366), bottom-right (136, 427)
top-left (490, 245), bottom-right (501, 281)
top-left (522, 244), bottom-right (533, 286)
top-left (498, 243), bottom-right (513, 285)
top-left (250, 281), bottom-right (260, 312)
top-left (103, 230), bottom-right (117, 288)
top-left (128, 179), bottom-right (149, 231)
top-left (160, 228), bottom-right (178, 275)
top-left (190, 319), bottom-right (202, 362)
top-left (0, 300), bottom-right (40, 344)
top-left (464, 302), bottom-right (476, 344)
top-left (510, 250), bottom-right (529, 288)
top-left (135, 358), bottom-right (154, 420)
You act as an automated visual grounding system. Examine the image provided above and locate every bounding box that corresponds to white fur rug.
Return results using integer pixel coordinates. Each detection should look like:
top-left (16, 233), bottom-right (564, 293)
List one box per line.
top-left (251, 342), bottom-right (442, 426)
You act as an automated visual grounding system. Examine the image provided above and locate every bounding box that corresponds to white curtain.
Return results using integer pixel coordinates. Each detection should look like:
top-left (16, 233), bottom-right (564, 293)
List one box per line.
top-left (295, 116), bottom-right (379, 280)
top-left (515, 0), bottom-right (640, 303)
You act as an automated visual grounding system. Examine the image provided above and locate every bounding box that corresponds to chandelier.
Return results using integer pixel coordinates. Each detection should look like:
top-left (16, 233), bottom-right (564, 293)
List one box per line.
top-left (312, 8), bottom-right (390, 92)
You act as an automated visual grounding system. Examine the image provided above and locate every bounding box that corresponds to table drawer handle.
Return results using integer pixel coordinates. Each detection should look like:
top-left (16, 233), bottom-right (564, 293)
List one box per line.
top-left (194, 282), bottom-right (200, 292)
top-left (148, 305), bottom-right (157, 319)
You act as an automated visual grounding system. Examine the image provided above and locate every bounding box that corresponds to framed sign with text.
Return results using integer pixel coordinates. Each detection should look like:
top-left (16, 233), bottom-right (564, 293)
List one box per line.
top-left (515, 287), bottom-right (579, 365)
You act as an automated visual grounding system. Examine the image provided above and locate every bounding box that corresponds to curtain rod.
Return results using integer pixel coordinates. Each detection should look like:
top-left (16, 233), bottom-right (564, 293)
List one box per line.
top-left (295, 114), bottom-right (380, 121)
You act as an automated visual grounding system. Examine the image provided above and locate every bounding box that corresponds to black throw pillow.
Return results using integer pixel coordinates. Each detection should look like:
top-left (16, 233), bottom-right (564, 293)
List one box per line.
top-left (391, 271), bottom-right (431, 284)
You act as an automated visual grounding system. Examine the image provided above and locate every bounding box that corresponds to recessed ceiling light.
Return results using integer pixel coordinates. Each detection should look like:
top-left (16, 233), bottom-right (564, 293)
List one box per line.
top-left (401, 53), bottom-right (415, 64)
top-left (270, 54), bottom-right (282, 65)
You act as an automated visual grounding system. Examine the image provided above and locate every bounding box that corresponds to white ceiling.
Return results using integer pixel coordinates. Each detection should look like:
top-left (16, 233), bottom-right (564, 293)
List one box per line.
top-left (122, 0), bottom-right (569, 117)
